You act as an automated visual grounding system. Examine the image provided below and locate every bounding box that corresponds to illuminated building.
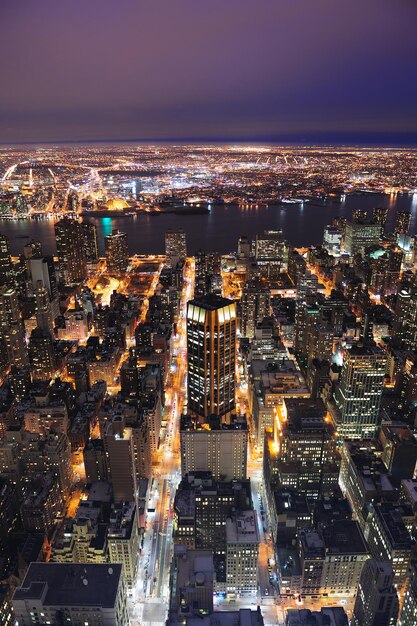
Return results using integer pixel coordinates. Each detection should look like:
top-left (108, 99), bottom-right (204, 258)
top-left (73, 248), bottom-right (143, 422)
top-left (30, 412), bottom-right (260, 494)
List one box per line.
top-left (344, 220), bottom-right (382, 255)
top-left (352, 208), bottom-right (368, 223)
top-left (13, 562), bottom-right (129, 626)
top-left (165, 229), bottom-right (187, 267)
top-left (254, 229), bottom-right (287, 276)
top-left (107, 502), bottom-right (139, 588)
top-left (299, 520), bottom-right (369, 598)
top-left (29, 256), bottom-right (59, 316)
top-left (180, 415), bottom-right (247, 481)
top-left (194, 250), bottom-right (221, 298)
top-left (0, 233), bottom-right (13, 284)
top-left (393, 286), bottom-right (417, 350)
top-left (187, 295), bottom-right (236, 423)
top-left (226, 510), bottom-right (259, 594)
top-left (0, 285), bottom-right (20, 333)
top-left (372, 206), bottom-right (389, 228)
top-left (398, 561), bottom-right (417, 626)
top-left (240, 281), bottom-right (270, 339)
top-left (170, 545), bottom-right (214, 615)
top-left (269, 398), bottom-right (339, 501)
top-left (54, 217), bottom-right (87, 284)
top-left (173, 473), bottom-right (252, 556)
top-left (351, 559), bottom-right (399, 626)
top-left (24, 401), bottom-right (68, 438)
top-left (43, 430), bottom-right (73, 499)
top-left (21, 472), bottom-right (63, 533)
top-left (4, 321), bottom-right (29, 368)
top-left (323, 225), bottom-right (342, 256)
top-left (82, 220), bottom-right (99, 262)
top-left (339, 441), bottom-right (397, 531)
top-left (105, 229), bottom-right (129, 273)
top-left (395, 210), bottom-right (411, 236)
top-left (364, 502), bottom-right (412, 593)
top-left (34, 281), bottom-right (55, 335)
top-left (248, 358), bottom-right (309, 447)
top-left (29, 328), bottom-right (56, 380)
top-left (332, 345), bottom-right (387, 439)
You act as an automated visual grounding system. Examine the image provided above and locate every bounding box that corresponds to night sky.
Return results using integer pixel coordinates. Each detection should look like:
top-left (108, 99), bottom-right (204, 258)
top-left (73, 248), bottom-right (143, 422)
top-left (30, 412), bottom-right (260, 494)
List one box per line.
top-left (1, 0), bottom-right (417, 144)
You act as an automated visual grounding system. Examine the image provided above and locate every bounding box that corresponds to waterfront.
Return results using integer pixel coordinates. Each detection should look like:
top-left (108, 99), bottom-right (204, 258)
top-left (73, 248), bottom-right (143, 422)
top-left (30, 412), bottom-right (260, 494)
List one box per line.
top-left (1, 192), bottom-right (417, 256)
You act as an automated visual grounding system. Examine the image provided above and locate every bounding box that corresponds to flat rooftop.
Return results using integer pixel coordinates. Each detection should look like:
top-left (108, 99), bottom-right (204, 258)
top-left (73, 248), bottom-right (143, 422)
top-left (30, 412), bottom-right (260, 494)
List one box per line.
top-left (13, 562), bottom-right (122, 608)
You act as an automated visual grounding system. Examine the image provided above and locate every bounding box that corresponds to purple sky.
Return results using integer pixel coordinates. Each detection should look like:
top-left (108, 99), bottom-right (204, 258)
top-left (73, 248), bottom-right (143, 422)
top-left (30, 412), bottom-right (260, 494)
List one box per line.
top-left (1, 0), bottom-right (417, 144)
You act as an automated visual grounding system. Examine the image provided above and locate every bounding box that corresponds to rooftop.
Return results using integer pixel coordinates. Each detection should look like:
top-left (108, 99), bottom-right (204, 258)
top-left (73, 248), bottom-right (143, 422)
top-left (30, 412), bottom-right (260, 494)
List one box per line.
top-left (13, 562), bottom-right (122, 608)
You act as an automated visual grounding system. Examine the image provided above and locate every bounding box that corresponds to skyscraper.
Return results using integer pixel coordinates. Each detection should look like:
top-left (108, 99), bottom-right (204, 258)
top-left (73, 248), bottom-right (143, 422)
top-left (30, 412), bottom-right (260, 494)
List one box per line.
top-left (187, 294), bottom-right (236, 422)
top-left (395, 210), bottom-right (411, 236)
top-left (333, 345), bottom-right (386, 438)
top-left (240, 281), bottom-right (270, 339)
top-left (29, 328), bottom-right (56, 380)
top-left (0, 285), bottom-right (20, 333)
top-left (351, 559), bottom-right (399, 626)
top-left (372, 207), bottom-right (389, 228)
top-left (81, 220), bottom-right (99, 262)
top-left (105, 229), bottom-right (129, 273)
top-left (398, 561), bottom-right (417, 626)
top-left (0, 233), bottom-right (13, 284)
top-left (55, 218), bottom-right (87, 284)
top-left (165, 229), bottom-right (187, 267)
top-left (34, 281), bottom-right (55, 335)
top-left (393, 286), bottom-right (417, 350)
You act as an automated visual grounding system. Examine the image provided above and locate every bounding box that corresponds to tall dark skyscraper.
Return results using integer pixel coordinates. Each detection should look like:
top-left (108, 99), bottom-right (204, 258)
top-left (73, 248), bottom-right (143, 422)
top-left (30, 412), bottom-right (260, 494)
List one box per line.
top-left (187, 294), bottom-right (236, 423)
top-left (81, 220), bottom-right (99, 262)
top-left (395, 210), bottom-right (411, 236)
top-left (0, 233), bottom-right (13, 285)
top-left (54, 218), bottom-right (87, 285)
top-left (105, 229), bottom-right (129, 273)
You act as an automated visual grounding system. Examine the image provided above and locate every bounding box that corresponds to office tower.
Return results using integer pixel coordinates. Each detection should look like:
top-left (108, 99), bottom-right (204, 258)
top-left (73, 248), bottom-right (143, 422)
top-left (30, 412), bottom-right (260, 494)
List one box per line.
top-left (398, 561), bottom-right (417, 626)
top-left (0, 284), bottom-right (20, 332)
top-left (344, 220), bottom-right (382, 255)
top-left (170, 545), bottom-right (214, 615)
top-left (180, 416), bottom-right (248, 481)
top-left (135, 321), bottom-right (153, 352)
top-left (379, 423), bottom-right (417, 487)
top-left (240, 281), bottom-right (270, 339)
top-left (165, 229), bottom-right (187, 266)
top-left (4, 321), bottom-right (29, 368)
top-left (55, 217), bottom-right (87, 284)
top-left (254, 229), bottom-right (287, 276)
top-left (13, 563), bottom-right (129, 626)
top-left (174, 473), bottom-right (252, 553)
top-left (81, 220), bottom-right (99, 261)
top-left (339, 441), bottom-right (397, 531)
top-left (351, 559), bottom-right (399, 626)
top-left (107, 502), bottom-right (139, 588)
top-left (373, 206), bottom-right (389, 228)
top-left (294, 300), bottom-right (333, 364)
top-left (105, 229), bottom-right (129, 273)
top-left (21, 472), bottom-right (63, 533)
top-left (299, 520), bottom-right (369, 598)
top-left (393, 286), bottom-right (417, 349)
top-left (226, 511), bottom-right (259, 594)
top-left (323, 225), bottom-right (342, 256)
top-left (194, 250), bottom-right (221, 298)
top-left (352, 208), bottom-right (368, 223)
top-left (187, 294), bottom-right (236, 423)
top-left (105, 419), bottom-right (136, 502)
top-left (29, 328), bottom-right (56, 380)
top-left (29, 256), bottom-right (58, 301)
top-left (120, 348), bottom-right (139, 397)
top-left (44, 431), bottom-right (73, 499)
top-left (333, 345), bottom-right (386, 438)
top-left (365, 503), bottom-right (412, 593)
top-left (0, 233), bottom-right (13, 284)
top-left (395, 210), bottom-right (411, 236)
top-left (270, 398), bottom-right (338, 500)
top-left (34, 281), bottom-right (55, 335)
top-left (83, 438), bottom-right (108, 482)
top-left (287, 248), bottom-right (307, 283)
